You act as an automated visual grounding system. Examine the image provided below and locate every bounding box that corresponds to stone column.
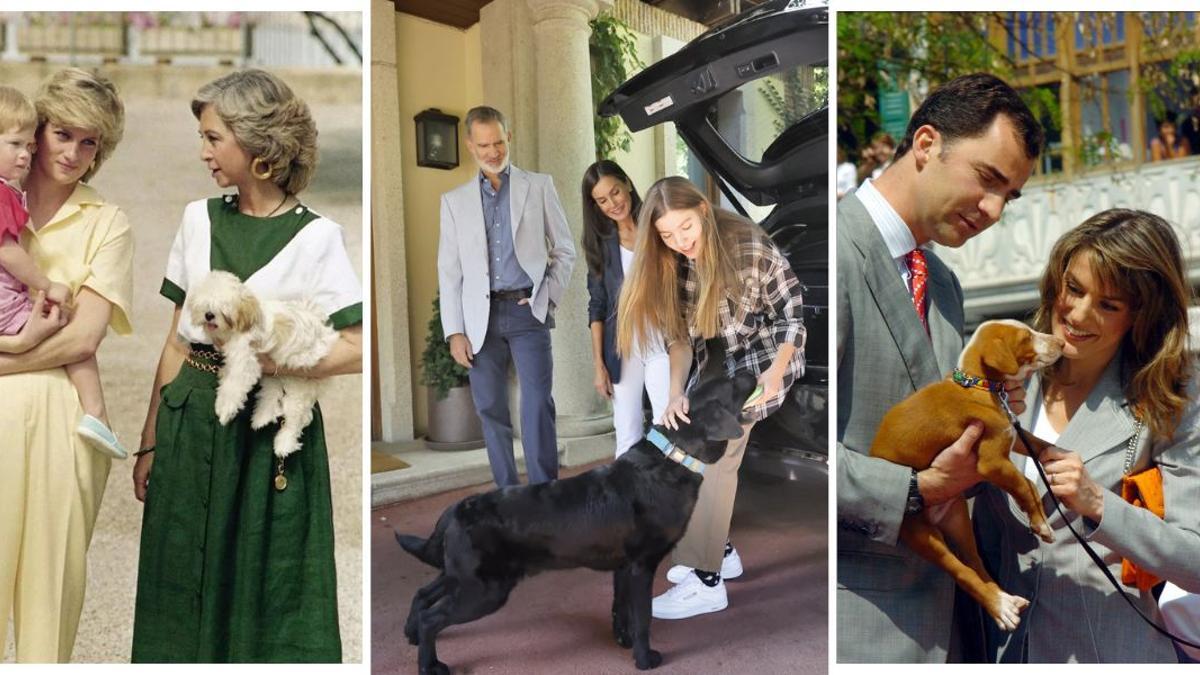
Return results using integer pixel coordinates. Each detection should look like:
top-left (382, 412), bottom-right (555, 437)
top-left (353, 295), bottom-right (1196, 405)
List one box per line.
top-left (371, 0), bottom-right (414, 442)
top-left (480, 0), bottom-right (539, 169)
top-left (527, 0), bottom-right (614, 440)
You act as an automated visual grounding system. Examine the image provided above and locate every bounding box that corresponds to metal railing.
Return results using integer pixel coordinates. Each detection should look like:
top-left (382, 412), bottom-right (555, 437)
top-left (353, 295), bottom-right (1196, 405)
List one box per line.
top-left (944, 155), bottom-right (1200, 324)
top-left (0, 12), bottom-right (362, 68)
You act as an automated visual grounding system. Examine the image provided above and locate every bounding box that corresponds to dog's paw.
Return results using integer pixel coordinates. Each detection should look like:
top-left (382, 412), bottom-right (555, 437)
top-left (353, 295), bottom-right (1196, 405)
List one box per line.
top-left (215, 398), bottom-right (240, 425)
top-left (251, 394), bottom-right (284, 429)
top-left (419, 661), bottom-right (451, 675)
top-left (214, 387), bottom-right (247, 425)
top-left (274, 434), bottom-right (300, 459)
top-left (634, 649), bottom-right (663, 670)
top-left (989, 591), bottom-right (1029, 632)
top-left (250, 399), bottom-right (273, 429)
top-left (1032, 520), bottom-right (1055, 544)
top-left (613, 625), bottom-right (632, 649)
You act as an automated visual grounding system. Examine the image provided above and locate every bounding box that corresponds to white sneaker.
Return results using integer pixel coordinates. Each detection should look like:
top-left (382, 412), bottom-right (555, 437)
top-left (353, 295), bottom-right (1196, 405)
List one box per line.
top-left (666, 547), bottom-right (743, 583)
top-left (651, 574), bottom-right (728, 620)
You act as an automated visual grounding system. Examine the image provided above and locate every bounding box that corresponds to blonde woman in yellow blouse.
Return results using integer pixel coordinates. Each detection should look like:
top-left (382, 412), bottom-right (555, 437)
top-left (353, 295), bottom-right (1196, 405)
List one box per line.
top-left (0, 68), bottom-right (132, 663)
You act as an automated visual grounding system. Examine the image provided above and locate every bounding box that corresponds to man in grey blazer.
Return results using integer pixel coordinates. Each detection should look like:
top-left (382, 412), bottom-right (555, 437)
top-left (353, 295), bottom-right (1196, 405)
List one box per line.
top-left (438, 105), bottom-right (576, 487)
top-left (836, 74), bottom-right (1042, 662)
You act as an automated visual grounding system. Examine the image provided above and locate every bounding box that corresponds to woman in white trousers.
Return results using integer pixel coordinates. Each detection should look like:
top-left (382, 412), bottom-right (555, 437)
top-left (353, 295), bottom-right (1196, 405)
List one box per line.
top-left (581, 160), bottom-right (670, 457)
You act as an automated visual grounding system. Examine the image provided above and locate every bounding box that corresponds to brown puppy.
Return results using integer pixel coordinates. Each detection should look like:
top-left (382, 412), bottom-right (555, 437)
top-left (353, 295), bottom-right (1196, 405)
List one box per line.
top-left (870, 320), bottom-right (1064, 631)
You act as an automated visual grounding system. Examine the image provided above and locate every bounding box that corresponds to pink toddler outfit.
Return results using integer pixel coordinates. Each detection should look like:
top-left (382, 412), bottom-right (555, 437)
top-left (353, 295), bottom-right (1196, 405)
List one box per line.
top-left (0, 181), bottom-right (32, 335)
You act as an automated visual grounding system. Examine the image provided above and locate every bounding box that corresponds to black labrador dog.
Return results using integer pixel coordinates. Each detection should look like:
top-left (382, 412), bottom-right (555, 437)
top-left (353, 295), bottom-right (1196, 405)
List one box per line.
top-left (398, 348), bottom-right (757, 674)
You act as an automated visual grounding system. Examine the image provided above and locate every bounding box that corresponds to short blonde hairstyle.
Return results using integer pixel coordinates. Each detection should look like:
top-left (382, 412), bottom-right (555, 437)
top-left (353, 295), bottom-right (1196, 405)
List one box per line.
top-left (34, 68), bottom-right (125, 183)
top-left (191, 69), bottom-right (318, 195)
top-left (0, 86), bottom-right (36, 135)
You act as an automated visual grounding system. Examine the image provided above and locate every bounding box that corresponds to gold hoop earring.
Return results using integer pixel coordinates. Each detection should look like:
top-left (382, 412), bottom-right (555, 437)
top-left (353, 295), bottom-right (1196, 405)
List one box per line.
top-left (251, 157), bottom-right (273, 180)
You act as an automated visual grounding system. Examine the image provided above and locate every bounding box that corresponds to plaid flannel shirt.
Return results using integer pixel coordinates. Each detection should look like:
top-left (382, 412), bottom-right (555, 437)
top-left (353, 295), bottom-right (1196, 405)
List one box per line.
top-left (681, 227), bottom-right (806, 422)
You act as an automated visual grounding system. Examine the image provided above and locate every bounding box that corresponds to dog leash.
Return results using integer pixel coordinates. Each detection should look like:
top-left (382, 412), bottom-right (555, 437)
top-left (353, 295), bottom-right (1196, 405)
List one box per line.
top-left (996, 391), bottom-right (1200, 651)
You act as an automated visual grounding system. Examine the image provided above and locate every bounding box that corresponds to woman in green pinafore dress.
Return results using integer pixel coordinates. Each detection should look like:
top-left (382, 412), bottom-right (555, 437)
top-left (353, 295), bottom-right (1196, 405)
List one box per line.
top-left (130, 70), bottom-right (362, 663)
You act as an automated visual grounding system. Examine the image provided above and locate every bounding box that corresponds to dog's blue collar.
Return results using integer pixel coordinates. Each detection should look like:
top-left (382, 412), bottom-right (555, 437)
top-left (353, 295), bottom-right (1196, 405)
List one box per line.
top-left (645, 428), bottom-right (706, 475)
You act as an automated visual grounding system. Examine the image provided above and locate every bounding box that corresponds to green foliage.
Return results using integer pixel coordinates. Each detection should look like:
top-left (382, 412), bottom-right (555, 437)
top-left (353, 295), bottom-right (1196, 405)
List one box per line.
top-left (758, 67), bottom-right (829, 135)
top-left (1132, 13), bottom-right (1200, 122)
top-left (1138, 49), bottom-right (1200, 123)
top-left (839, 12), bottom-right (1200, 174)
top-left (1020, 86), bottom-right (1061, 135)
top-left (1078, 129), bottom-right (1122, 167)
top-left (837, 13), bottom-right (1010, 152)
top-left (590, 14), bottom-right (644, 160)
top-left (837, 13), bottom-right (1060, 155)
top-left (420, 294), bottom-right (469, 400)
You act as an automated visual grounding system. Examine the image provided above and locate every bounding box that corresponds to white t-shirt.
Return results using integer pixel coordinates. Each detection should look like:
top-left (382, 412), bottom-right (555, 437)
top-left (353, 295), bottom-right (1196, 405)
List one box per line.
top-left (619, 244), bottom-right (634, 276)
top-left (1024, 392), bottom-right (1061, 483)
top-left (165, 197), bottom-right (362, 344)
top-left (618, 243), bottom-right (665, 358)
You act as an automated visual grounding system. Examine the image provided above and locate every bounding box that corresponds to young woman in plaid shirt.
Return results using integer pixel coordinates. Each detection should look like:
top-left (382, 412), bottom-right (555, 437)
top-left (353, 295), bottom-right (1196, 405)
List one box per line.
top-left (617, 176), bottom-right (806, 619)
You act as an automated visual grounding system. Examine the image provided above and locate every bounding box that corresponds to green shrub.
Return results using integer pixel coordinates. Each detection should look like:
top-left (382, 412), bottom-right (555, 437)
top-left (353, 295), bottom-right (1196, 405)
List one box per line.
top-left (420, 294), bottom-right (470, 400)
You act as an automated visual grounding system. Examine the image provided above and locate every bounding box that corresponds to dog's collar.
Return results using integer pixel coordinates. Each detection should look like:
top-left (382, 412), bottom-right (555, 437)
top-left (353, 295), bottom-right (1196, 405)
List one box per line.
top-left (645, 428), bottom-right (706, 475)
top-left (951, 368), bottom-right (1006, 394)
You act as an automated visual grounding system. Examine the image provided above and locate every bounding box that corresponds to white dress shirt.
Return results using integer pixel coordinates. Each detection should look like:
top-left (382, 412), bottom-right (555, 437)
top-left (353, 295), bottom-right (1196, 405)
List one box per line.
top-left (855, 178), bottom-right (925, 294)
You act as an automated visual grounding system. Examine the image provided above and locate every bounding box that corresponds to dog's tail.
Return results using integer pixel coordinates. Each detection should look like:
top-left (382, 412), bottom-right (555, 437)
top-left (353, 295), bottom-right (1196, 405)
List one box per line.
top-left (395, 507), bottom-right (453, 568)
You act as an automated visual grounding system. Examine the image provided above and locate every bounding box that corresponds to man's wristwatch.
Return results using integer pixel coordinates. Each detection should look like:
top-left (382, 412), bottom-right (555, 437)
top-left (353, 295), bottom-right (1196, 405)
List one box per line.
top-left (905, 468), bottom-right (925, 515)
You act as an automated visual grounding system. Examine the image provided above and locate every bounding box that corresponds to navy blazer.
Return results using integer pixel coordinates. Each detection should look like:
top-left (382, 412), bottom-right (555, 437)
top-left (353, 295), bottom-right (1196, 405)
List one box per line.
top-left (586, 234), bottom-right (626, 383)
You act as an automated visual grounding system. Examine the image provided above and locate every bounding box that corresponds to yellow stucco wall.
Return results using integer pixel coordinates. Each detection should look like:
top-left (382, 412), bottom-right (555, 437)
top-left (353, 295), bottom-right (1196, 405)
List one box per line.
top-left (610, 32), bottom-right (661, 193)
top-left (396, 12), bottom-right (483, 436)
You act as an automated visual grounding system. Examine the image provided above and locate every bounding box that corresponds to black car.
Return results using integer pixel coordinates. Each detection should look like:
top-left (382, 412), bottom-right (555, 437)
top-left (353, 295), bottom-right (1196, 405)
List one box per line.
top-left (599, 0), bottom-right (828, 464)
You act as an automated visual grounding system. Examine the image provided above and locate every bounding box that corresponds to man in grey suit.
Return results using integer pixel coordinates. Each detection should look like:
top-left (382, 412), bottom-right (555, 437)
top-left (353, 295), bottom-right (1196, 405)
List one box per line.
top-left (836, 74), bottom-right (1043, 662)
top-left (438, 105), bottom-right (576, 487)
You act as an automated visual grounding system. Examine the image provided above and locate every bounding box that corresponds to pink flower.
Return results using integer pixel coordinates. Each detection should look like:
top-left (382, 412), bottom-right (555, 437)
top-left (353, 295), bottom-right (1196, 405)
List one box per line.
top-left (127, 12), bottom-right (157, 29)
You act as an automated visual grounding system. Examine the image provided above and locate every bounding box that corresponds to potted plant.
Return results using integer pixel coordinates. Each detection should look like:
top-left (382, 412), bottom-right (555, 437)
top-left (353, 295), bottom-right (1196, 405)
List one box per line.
top-left (421, 293), bottom-right (483, 449)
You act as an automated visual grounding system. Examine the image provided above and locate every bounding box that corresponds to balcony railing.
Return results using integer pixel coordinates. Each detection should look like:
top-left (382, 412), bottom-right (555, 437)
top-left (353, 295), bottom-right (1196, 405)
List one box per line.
top-left (938, 155), bottom-right (1200, 325)
top-left (0, 12), bottom-right (362, 68)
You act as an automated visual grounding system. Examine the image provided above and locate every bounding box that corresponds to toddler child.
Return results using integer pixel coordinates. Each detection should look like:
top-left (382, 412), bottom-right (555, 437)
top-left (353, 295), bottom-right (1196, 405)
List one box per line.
top-left (0, 85), bottom-right (126, 458)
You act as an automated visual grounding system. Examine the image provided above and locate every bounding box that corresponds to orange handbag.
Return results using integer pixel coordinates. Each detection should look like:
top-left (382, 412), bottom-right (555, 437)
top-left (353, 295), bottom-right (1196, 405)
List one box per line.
top-left (1120, 419), bottom-right (1164, 591)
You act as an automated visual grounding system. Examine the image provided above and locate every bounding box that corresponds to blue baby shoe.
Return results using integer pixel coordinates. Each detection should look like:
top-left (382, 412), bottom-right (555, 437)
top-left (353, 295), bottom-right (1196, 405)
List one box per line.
top-left (77, 414), bottom-right (129, 460)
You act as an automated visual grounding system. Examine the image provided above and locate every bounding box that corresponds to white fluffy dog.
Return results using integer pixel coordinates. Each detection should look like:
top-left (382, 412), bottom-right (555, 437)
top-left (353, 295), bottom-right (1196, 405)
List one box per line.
top-left (187, 271), bottom-right (339, 458)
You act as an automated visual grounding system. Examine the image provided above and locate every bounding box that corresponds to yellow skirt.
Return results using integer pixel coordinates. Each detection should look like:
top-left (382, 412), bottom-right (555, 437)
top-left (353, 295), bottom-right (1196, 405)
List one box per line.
top-left (0, 368), bottom-right (110, 663)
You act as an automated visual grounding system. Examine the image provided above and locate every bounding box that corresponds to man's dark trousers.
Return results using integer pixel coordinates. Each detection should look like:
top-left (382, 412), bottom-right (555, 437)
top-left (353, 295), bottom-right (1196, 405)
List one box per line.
top-left (468, 296), bottom-right (558, 487)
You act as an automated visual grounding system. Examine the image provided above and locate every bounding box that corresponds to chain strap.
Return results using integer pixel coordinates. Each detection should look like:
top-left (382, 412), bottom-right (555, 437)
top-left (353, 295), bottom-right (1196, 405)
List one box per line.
top-left (185, 346), bottom-right (223, 374)
top-left (1122, 416), bottom-right (1144, 475)
top-left (184, 356), bottom-right (221, 374)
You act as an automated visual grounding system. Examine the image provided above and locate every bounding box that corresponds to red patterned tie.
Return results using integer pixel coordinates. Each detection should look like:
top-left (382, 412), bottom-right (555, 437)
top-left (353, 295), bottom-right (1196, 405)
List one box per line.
top-left (906, 248), bottom-right (928, 332)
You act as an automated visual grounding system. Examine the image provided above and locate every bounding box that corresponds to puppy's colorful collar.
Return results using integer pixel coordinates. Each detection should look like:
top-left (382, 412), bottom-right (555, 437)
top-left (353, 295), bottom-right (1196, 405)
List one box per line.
top-left (645, 428), bottom-right (706, 475)
top-left (951, 368), bottom-right (1005, 394)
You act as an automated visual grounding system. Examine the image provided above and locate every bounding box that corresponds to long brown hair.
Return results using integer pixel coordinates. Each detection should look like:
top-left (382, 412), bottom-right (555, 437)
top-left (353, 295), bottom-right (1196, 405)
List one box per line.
top-left (616, 176), bottom-right (753, 358)
top-left (580, 160), bottom-right (642, 279)
top-left (1034, 208), bottom-right (1192, 441)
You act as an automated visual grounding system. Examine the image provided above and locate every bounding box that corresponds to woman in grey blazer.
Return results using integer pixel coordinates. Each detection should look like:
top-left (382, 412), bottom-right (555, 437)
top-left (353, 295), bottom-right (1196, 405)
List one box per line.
top-left (974, 208), bottom-right (1200, 662)
top-left (581, 160), bottom-right (670, 458)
